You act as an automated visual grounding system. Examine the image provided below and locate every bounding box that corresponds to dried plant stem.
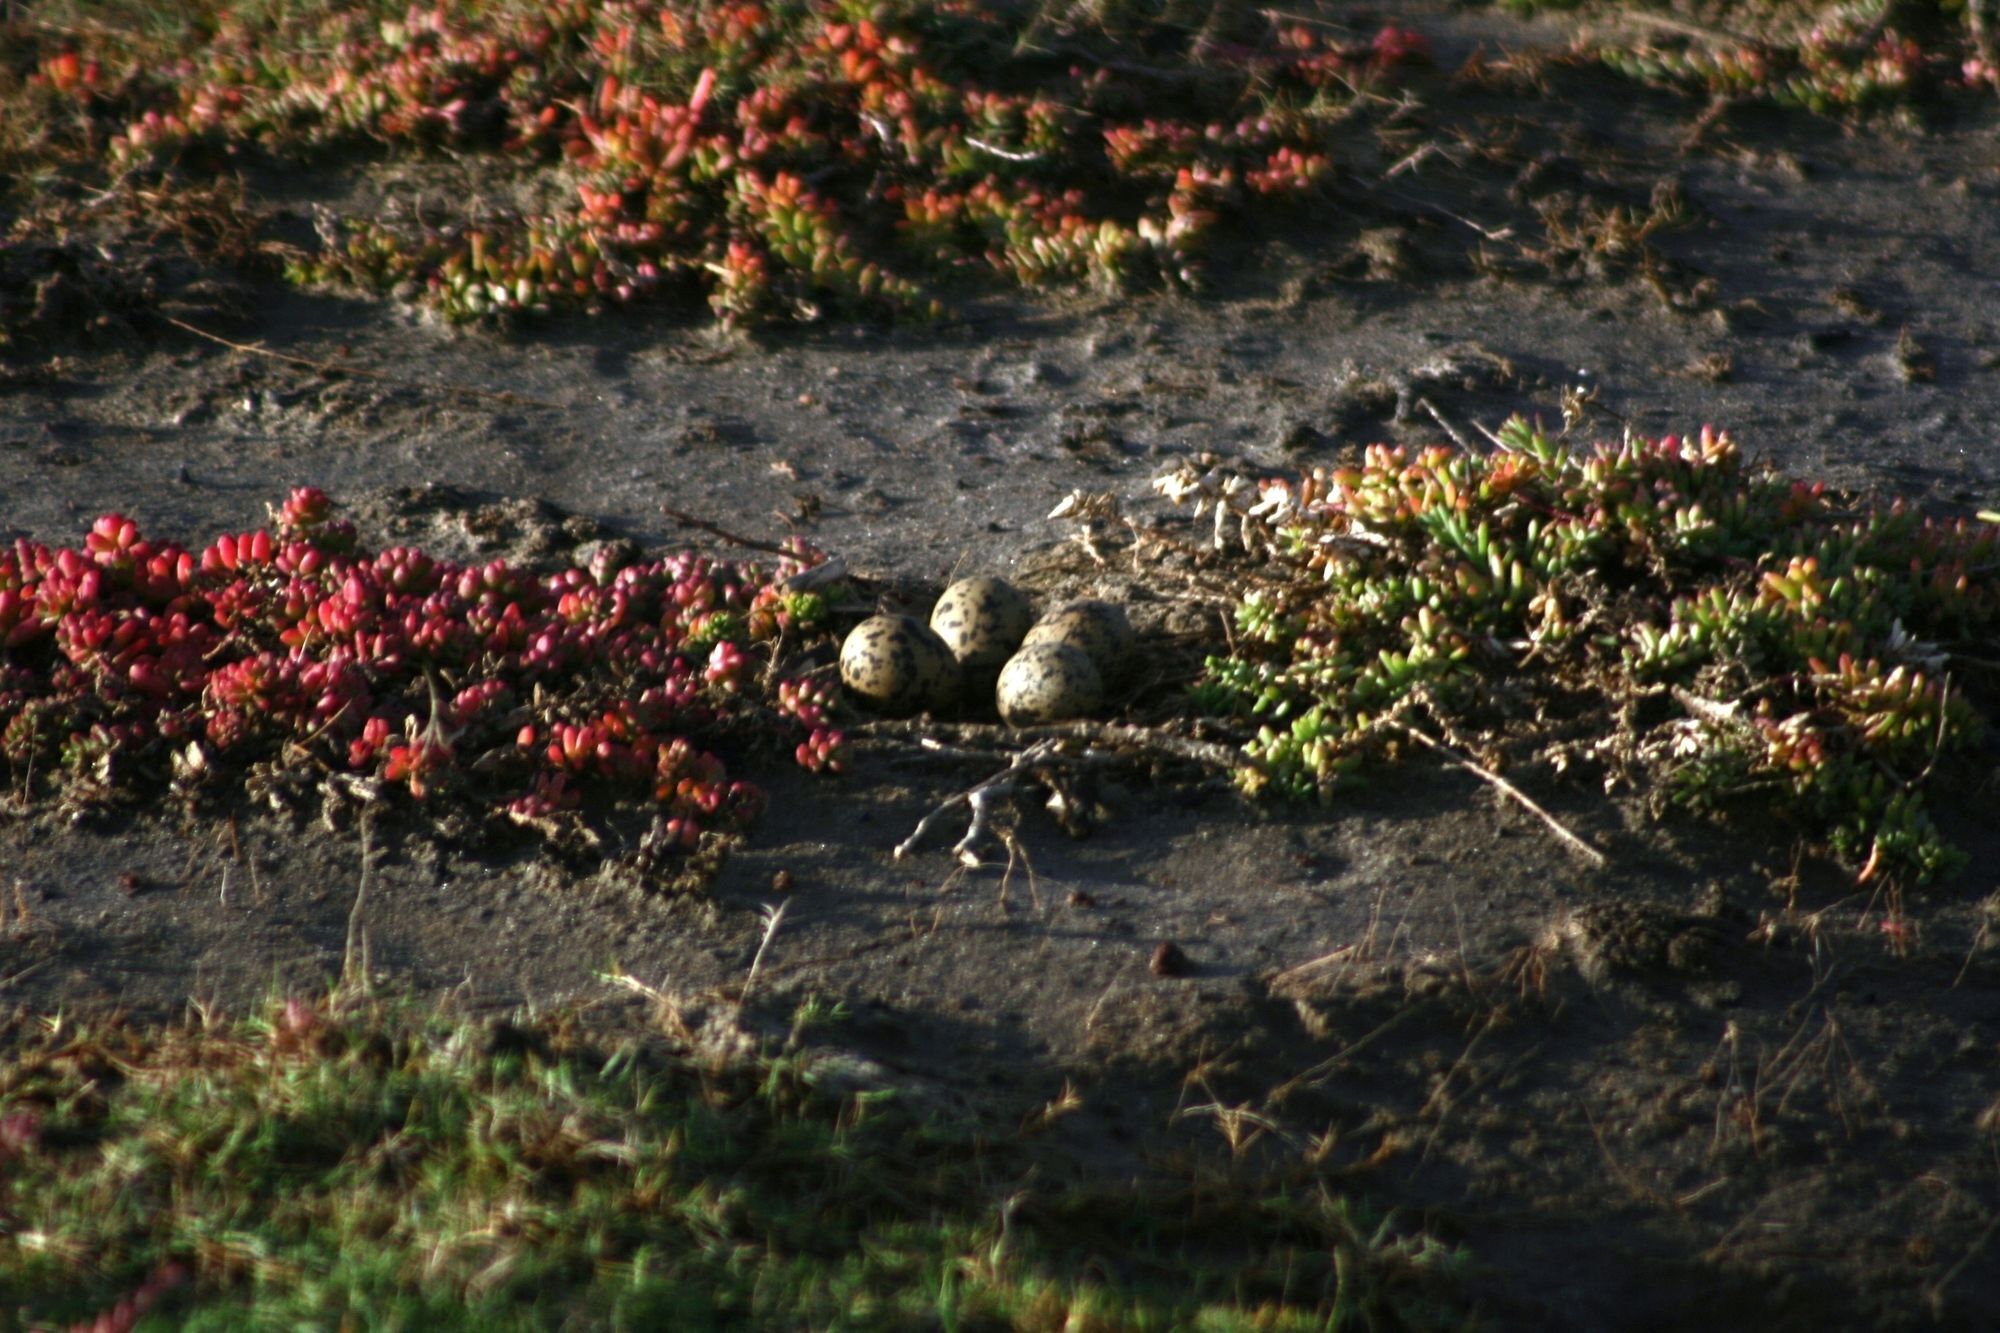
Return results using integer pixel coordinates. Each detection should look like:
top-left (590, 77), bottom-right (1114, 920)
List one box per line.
top-left (741, 899), bottom-right (790, 1002)
top-left (894, 740), bottom-right (1060, 862)
top-left (1415, 396), bottom-right (1482, 455)
top-left (997, 829), bottom-right (1043, 912)
top-left (953, 781), bottom-right (1011, 866)
top-left (1619, 11), bottom-right (1757, 47)
top-left (342, 810), bottom-right (375, 994)
top-left (857, 718), bottom-right (1250, 775)
top-left (874, 718), bottom-right (1256, 864)
top-left (1267, 945), bottom-right (1361, 986)
top-left (660, 504), bottom-right (807, 559)
top-left (1361, 174), bottom-right (1514, 241)
top-left (1396, 723), bottom-right (1607, 868)
top-left (1267, 1007), bottom-right (1420, 1103)
top-left (159, 314), bottom-right (560, 410)
top-left (600, 964), bottom-right (709, 1047)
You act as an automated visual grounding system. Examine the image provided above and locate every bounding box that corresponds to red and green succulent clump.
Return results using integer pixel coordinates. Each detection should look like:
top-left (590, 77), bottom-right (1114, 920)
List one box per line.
top-left (1590, 8), bottom-right (1989, 113)
top-left (1, 488), bottom-right (846, 865)
top-left (1169, 420), bottom-right (2000, 885)
top-left (4, 2), bottom-right (1428, 326)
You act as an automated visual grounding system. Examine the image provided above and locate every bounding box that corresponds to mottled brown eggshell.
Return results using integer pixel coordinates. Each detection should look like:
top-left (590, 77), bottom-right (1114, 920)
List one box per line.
top-left (996, 641), bottom-right (1103, 725)
top-left (840, 615), bottom-right (959, 713)
top-left (1020, 599), bottom-right (1134, 680)
top-left (929, 576), bottom-right (1034, 670)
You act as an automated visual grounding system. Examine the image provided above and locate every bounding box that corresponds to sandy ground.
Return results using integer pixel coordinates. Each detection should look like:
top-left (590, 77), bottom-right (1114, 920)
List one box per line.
top-left (5, 5), bottom-right (2000, 1327)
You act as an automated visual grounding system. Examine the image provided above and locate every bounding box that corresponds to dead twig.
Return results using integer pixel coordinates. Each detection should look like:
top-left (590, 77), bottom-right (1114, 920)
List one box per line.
top-left (741, 900), bottom-right (790, 1003)
top-left (1268, 944), bottom-right (1362, 986)
top-left (1678, 94), bottom-right (1737, 154)
top-left (159, 314), bottom-right (561, 411)
top-left (660, 504), bottom-right (816, 560)
top-left (341, 810), bottom-right (375, 996)
top-left (1359, 174), bottom-right (1514, 242)
top-left (1266, 1007), bottom-right (1421, 1104)
top-left (893, 740), bottom-right (1060, 863)
top-left (1671, 686), bottom-right (1751, 733)
top-left (0, 959), bottom-right (51, 992)
top-left (854, 718), bottom-right (1252, 775)
top-left (1618, 11), bottom-right (1758, 47)
top-left (1414, 396), bottom-right (1484, 455)
top-left (965, 135), bottom-right (1045, 164)
top-left (1395, 722), bottom-right (1607, 868)
top-left (234, 817), bottom-right (265, 906)
top-left (996, 827), bottom-right (1043, 912)
top-left (952, 777), bottom-right (1013, 865)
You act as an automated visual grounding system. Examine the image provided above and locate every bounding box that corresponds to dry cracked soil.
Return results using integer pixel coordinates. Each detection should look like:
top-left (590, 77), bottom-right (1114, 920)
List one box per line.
top-left (5, 4), bottom-right (2000, 1328)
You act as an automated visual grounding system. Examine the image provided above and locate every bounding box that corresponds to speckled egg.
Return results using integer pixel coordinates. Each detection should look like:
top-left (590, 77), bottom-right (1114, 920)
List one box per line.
top-left (996, 642), bottom-right (1103, 725)
top-left (929, 576), bottom-right (1034, 670)
top-left (840, 615), bottom-right (959, 713)
top-left (1020, 600), bottom-right (1134, 681)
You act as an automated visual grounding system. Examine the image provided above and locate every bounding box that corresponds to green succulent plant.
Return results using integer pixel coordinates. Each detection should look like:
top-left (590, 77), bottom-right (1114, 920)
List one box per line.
top-left (1167, 418), bottom-right (1998, 885)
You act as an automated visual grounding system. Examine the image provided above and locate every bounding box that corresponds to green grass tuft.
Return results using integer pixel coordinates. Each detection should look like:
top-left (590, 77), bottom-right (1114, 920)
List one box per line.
top-left (0, 990), bottom-right (1467, 1329)
top-left (1167, 418), bottom-right (1999, 885)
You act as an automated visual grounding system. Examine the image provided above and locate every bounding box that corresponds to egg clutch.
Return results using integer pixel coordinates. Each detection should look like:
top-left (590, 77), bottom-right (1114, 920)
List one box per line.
top-left (839, 577), bottom-right (1132, 724)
